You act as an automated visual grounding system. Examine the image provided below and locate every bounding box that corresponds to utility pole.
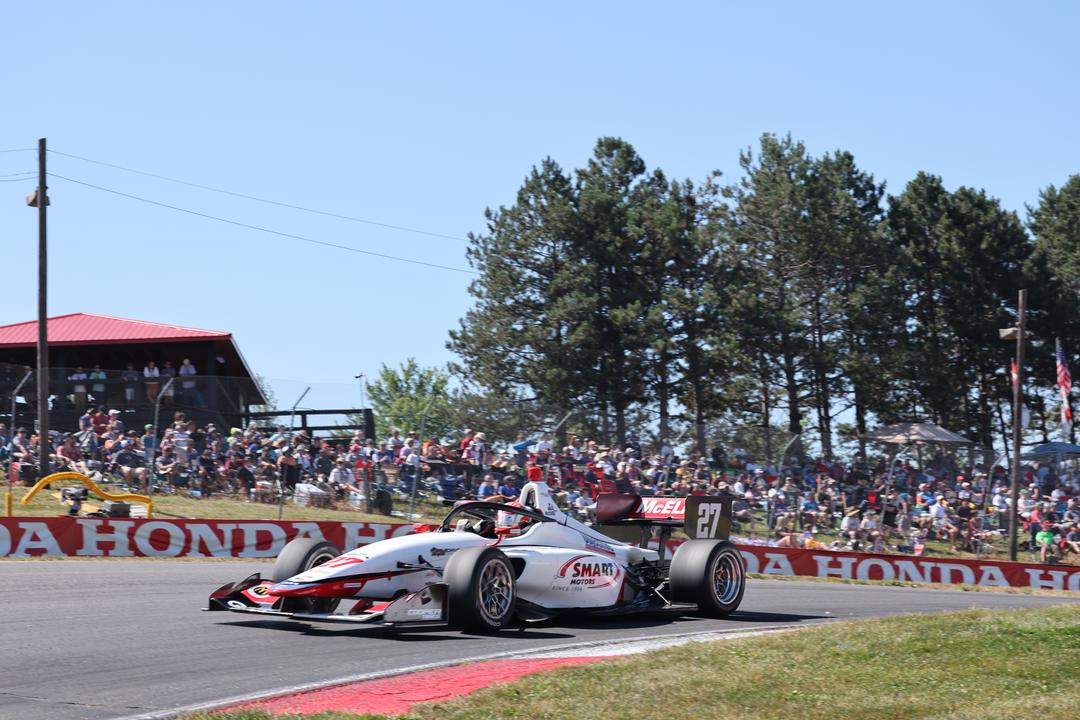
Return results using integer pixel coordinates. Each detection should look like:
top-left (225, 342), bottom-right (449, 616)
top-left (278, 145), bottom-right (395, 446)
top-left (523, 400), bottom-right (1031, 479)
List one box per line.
top-left (32, 138), bottom-right (50, 480)
top-left (1008, 289), bottom-right (1027, 562)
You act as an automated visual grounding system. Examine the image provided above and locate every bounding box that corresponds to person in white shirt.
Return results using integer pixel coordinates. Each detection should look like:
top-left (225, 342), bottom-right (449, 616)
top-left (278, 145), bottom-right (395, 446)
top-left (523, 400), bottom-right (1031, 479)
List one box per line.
top-left (840, 509), bottom-right (861, 546)
top-left (536, 432), bottom-right (553, 454)
top-left (929, 497), bottom-right (959, 545)
top-left (860, 511), bottom-right (880, 547)
top-left (992, 488), bottom-right (1009, 513)
top-left (329, 460), bottom-right (355, 487)
top-left (68, 367), bottom-right (89, 413)
top-left (172, 423), bottom-right (192, 466)
top-left (144, 361), bottom-right (161, 404)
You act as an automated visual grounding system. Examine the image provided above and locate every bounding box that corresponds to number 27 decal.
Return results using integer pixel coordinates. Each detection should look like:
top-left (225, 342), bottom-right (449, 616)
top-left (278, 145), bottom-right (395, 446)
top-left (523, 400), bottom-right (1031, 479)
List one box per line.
top-left (696, 503), bottom-right (725, 538)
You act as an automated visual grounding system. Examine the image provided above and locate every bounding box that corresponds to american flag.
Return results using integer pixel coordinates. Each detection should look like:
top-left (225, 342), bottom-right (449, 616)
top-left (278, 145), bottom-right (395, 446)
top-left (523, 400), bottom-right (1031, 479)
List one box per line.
top-left (1057, 338), bottom-right (1073, 429)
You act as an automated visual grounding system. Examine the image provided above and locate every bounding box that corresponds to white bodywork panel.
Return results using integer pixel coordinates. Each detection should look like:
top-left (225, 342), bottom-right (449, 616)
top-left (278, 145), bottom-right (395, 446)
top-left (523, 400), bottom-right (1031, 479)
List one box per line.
top-left (280, 481), bottom-right (660, 605)
top-left (504, 546), bottom-right (626, 608)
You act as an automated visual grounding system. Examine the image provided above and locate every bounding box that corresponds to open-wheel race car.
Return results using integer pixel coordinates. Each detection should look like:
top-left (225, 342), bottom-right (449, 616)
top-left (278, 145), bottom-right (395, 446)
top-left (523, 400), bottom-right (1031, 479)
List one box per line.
top-left (207, 480), bottom-right (746, 632)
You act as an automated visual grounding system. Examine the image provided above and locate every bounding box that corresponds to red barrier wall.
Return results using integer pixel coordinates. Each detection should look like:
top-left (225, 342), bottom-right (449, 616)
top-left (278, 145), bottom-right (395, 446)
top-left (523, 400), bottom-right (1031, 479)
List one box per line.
top-left (733, 544), bottom-right (1080, 592)
top-left (0, 517), bottom-right (413, 559)
top-left (2, 517), bottom-right (1077, 592)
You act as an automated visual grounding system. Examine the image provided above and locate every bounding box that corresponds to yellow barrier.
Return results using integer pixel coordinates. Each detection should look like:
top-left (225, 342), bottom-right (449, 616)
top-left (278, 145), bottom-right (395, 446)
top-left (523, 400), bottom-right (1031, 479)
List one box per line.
top-left (20, 471), bottom-right (154, 518)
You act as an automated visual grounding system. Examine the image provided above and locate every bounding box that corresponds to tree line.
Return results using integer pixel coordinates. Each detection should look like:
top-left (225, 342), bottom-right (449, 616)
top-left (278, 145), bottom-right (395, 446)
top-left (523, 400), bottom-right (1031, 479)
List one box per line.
top-left (436, 135), bottom-right (1080, 460)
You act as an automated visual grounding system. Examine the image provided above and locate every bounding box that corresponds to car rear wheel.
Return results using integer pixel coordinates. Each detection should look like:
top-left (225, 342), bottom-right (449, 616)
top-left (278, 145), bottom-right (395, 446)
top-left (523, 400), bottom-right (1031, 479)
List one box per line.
top-left (272, 538), bottom-right (342, 614)
top-left (669, 539), bottom-right (745, 617)
top-left (445, 546), bottom-right (516, 633)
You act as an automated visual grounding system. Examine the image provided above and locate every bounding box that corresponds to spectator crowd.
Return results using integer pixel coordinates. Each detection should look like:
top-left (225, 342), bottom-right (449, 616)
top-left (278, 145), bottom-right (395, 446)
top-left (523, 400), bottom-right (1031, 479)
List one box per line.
top-left (0, 360), bottom-right (205, 414)
top-left (3, 408), bottom-right (1079, 564)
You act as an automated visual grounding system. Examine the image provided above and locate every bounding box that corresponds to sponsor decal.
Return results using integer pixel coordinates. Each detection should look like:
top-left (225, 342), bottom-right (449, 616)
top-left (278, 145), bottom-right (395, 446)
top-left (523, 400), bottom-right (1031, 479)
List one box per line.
top-left (241, 583), bottom-right (277, 604)
top-left (429, 547), bottom-right (458, 557)
top-left (0, 518), bottom-right (411, 558)
top-left (557, 555), bottom-right (622, 588)
top-left (583, 536), bottom-right (617, 557)
top-left (406, 607), bottom-right (444, 620)
top-left (639, 497), bottom-right (685, 519)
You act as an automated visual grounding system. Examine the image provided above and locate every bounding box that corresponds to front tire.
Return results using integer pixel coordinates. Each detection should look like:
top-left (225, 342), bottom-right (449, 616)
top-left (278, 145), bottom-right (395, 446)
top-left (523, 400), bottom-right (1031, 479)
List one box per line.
top-left (669, 540), bottom-right (745, 617)
top-left (445, 546), bottom-right (516, 632)
top-left (272, 538), bottom-right (342, 614)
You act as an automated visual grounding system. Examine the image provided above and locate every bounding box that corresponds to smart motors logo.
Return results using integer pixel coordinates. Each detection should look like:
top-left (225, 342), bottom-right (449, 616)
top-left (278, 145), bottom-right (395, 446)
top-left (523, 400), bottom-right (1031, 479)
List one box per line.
top-left (558, 555), bottom-right (621, 588)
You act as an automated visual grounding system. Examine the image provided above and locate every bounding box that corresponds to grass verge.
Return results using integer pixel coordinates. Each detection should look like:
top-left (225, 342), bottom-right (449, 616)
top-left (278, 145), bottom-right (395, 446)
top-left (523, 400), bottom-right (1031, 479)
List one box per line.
top-left (191, 604), bottom-right (1080, 720)
top-left (6, 483), bottom-right (442, 523)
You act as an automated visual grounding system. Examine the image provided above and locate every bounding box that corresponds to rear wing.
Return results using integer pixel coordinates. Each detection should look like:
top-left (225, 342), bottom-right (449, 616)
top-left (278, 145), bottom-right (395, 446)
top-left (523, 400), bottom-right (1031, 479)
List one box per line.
top-left (595, 494), bottom-right (732, 541)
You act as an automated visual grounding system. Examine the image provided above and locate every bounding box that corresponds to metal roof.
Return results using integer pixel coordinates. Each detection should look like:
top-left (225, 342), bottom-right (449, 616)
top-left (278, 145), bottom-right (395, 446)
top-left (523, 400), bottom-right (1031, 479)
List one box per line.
top-left (862, 422), bottom-right (974, 446)
top-left (0, 313), bottom-right (230, 347)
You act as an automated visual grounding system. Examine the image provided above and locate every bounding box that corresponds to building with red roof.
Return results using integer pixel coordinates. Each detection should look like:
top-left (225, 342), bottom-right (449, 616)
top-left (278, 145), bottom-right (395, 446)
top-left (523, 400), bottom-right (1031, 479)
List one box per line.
top-left (0, 313), bottom-right (267, 432)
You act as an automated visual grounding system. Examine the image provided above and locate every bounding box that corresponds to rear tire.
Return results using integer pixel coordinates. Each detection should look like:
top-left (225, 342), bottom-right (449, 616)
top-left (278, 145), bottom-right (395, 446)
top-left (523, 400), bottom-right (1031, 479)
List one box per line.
top-left (445, 546), bottom-right (516, 633)
top-left (669, 540), bottom-right (745, 617)
top-left (272, 538), bottom-right (342, 614)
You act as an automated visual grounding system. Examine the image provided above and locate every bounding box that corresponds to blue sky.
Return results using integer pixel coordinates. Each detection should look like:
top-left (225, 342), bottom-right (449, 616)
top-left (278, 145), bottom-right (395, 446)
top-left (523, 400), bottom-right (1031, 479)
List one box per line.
top-left (2, 2), bottom-right (1077, 409)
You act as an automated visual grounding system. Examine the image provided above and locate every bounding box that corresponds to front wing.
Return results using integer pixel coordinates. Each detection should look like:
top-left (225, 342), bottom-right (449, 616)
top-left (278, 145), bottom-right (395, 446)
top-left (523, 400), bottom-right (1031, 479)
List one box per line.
top-left (206, 573), bottom-right (449, 626)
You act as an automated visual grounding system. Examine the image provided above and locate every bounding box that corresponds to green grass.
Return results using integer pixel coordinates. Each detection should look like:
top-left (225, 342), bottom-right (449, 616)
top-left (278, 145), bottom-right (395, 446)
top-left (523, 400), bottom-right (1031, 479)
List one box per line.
top-left (4, 475), bottom-right (443, 524)
top-left (192, 605), bottom-right (1080, 720)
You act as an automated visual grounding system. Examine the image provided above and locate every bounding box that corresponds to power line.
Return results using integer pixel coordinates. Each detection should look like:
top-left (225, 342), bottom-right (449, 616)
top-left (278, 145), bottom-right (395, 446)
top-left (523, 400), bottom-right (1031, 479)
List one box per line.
top-left (0, 148), bottom-right (35, 153)
top-left (48, 173), bottom-right (480, 276)
top-left (48, 148), bottom-right (469, 243)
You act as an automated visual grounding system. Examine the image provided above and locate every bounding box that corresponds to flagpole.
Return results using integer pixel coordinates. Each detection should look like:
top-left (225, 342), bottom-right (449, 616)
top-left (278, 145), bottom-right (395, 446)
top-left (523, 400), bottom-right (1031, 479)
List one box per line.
top-left (1056, 338), bottom-right (1073, 441)
top-left (1007, 289), bottom-right (1026, 562)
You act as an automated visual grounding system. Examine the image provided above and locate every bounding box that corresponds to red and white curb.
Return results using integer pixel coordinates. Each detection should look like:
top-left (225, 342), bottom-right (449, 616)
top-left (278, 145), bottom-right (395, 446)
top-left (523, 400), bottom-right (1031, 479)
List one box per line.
top-left (226, 627), bottom-right (796, 716)
top-left (119, 626), bottom-right (796, 719)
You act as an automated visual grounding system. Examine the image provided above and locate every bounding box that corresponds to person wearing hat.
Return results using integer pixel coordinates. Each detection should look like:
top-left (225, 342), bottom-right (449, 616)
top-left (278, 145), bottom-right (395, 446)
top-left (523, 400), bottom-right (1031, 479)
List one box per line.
top-left (928, 495), bottom-right (960, 546)
top-left (141, 424), bottom-right (158, 455)
top-left (840, 507), bottom-right (862, 548)
top-left (104, 408), bottom-right (125, 436)
top-left (9, 427), bottom-right (32, 464)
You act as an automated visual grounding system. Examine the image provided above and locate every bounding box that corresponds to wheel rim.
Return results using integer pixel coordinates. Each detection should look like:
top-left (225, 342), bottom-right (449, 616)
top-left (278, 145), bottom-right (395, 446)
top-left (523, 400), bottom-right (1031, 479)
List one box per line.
top-left (711, 550), bottom-right (744, 605)
top-left (477, 559), bottom-right (513, 624)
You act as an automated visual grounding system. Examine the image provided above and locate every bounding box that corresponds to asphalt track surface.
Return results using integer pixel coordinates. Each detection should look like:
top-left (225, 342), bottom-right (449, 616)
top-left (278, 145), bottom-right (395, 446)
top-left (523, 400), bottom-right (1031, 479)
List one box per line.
top-left (2, 560), bottom-right (1077, 720)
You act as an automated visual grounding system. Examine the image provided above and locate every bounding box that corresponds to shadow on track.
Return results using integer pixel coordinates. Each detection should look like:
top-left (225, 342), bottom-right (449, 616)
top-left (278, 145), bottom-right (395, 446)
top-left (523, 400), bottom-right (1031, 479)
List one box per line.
top-left (537, 608), bottom-right (828, 632)
top-left (217, 619), bottom-right (576, 641)
top-left (216, 607), bottom-right (827, 642)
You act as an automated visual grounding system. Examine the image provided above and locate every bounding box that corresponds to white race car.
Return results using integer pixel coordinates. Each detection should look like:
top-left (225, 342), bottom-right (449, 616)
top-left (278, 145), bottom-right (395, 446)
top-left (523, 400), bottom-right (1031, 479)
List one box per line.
top-left (208, 480), bottom-right (745, 632)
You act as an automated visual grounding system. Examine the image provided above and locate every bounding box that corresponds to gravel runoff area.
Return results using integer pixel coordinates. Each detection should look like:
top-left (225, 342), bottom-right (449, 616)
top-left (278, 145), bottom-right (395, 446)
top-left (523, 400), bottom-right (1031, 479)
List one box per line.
top-left (0, 559), bottom-right (1076, 720)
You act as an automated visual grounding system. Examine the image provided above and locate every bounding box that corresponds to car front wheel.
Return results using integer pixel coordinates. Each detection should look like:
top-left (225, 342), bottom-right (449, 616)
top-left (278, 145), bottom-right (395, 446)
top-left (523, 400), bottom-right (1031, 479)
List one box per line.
top-left (444, 546), bottom-right (516, 632)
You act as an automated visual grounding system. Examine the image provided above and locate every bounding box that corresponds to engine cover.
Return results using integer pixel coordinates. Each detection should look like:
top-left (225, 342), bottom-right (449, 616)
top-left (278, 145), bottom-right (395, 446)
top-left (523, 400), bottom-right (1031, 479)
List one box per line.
top-left (506, 547), bottom-right (625, 609)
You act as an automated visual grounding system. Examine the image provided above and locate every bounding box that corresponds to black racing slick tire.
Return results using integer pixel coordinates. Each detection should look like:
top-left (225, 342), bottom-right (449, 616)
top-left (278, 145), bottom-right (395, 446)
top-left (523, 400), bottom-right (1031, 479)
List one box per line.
top-left (669, 539), bottom-right (745, 617)
top-left (272, 538), bottom-right (342, 614)
top-left (445, 546), bottom-right (516, 633)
